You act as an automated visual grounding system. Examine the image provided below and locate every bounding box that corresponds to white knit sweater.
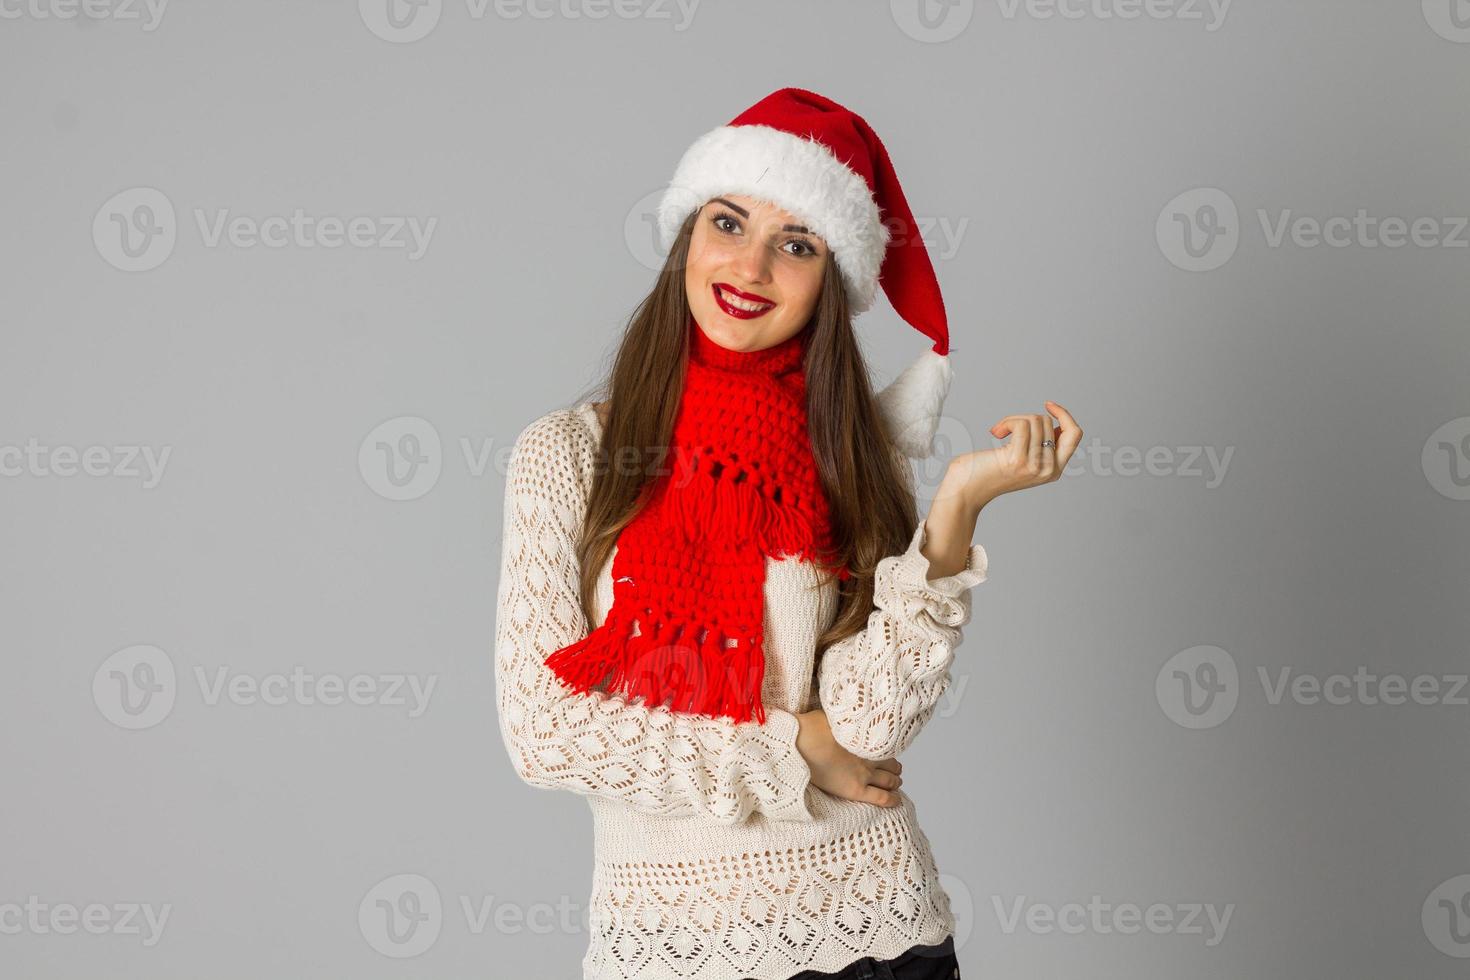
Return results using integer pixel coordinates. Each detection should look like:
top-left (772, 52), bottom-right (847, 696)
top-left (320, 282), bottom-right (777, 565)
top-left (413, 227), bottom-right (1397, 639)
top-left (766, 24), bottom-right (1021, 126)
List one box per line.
top-left (494, 400), bottom-right (989, 980)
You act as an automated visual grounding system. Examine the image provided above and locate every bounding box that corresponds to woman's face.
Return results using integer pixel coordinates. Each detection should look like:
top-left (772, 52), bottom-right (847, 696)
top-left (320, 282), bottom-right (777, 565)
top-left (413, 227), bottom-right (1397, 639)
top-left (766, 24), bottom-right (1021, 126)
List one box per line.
top-left (684, 194), bottom-right (830, 352)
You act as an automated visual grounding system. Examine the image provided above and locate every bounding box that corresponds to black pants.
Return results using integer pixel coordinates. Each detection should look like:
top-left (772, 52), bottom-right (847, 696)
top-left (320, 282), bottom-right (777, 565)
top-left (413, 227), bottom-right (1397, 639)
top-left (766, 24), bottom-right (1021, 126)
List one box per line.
top-left (761, 934), bottom-right (960, 980)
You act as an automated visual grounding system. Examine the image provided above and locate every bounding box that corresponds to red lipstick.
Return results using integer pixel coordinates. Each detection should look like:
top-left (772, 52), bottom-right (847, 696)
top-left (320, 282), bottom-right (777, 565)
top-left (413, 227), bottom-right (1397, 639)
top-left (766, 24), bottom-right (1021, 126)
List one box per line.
top-left (712, 282), bottom-right (776, 320)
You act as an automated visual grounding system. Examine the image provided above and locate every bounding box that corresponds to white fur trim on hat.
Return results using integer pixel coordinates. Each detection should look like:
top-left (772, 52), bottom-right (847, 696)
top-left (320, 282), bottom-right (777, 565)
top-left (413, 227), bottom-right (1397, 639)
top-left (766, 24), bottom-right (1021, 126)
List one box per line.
top-left (875, 348), bottom-right (954, 458)
top-left (656, 124), bottom-right (890, 314)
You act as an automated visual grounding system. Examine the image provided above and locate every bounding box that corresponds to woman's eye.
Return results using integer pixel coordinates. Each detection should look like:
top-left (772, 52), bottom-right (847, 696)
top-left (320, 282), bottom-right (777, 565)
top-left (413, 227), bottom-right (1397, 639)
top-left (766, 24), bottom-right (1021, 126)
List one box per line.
top-left (712, 211), bottom-right (815, 257)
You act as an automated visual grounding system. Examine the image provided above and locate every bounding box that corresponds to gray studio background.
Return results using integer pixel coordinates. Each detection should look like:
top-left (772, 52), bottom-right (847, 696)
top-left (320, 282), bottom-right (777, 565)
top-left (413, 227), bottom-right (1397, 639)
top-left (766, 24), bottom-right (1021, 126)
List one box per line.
top-left (3, 2), bottom-right (1469, 978)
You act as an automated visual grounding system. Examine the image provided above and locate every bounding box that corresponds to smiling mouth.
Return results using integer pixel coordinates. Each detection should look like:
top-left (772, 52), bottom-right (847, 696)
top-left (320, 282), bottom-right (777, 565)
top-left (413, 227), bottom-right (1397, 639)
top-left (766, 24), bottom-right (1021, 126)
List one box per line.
top-left (713, 283), bottom-right (776, 317)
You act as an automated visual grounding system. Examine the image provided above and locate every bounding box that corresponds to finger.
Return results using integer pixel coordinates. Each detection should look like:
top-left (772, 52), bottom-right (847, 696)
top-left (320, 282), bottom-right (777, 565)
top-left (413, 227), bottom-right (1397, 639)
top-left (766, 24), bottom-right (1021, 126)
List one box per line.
top-left (1045, 401), bottom-right (1081, 441)
top-left (868, 769), bottom-right (901, 791)
top-left (1039, 406), bottom-right (1059, 477)
top-left (999, 413), bottom-right (1031, 460)
top-left (1027, 413), bottom-right (1046, 474)
top-left (857, 784), bottom-right (902, 808)
top-left (872, 758), bottom-right (903, 775)
top-left (1045, 400), bottom-right (1084, 468)
top-left (990, 413), bottom-right (1042, 438)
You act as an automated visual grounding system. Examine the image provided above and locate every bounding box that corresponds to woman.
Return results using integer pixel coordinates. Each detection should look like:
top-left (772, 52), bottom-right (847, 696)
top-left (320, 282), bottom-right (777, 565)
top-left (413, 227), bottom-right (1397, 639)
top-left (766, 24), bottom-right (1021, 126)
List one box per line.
top-left (495, 88), bottom-right (1081, 980)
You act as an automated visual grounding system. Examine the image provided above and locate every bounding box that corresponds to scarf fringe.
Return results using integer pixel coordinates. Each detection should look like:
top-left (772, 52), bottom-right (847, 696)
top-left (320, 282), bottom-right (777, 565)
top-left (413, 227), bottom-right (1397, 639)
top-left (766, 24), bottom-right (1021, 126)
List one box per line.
top-left (663, 464), bottom-right (827, 566)
top-left (545, 465), bottom-right (841, 724)
top-left (544, 602), bottom-right (766, 724)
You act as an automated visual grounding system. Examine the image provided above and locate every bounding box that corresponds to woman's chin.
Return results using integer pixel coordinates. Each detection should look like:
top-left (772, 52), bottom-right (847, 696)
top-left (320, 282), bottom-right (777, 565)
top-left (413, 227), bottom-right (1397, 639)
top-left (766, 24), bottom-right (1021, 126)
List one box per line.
top-left (692, 315), bottom-right (742, 348)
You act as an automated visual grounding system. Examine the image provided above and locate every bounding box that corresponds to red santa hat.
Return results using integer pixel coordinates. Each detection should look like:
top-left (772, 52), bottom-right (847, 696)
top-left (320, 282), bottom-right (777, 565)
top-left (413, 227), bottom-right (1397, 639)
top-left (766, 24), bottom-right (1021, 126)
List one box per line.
top-left (655, 86), bottom-right (954, 459)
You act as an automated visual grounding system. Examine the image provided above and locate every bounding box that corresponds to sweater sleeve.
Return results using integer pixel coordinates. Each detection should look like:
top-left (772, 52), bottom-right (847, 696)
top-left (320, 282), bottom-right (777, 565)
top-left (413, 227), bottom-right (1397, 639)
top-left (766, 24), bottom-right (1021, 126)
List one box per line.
top-left (494, 409), bottom-right (817, 825)
top-left (816, 518), bottom-right (989, 761)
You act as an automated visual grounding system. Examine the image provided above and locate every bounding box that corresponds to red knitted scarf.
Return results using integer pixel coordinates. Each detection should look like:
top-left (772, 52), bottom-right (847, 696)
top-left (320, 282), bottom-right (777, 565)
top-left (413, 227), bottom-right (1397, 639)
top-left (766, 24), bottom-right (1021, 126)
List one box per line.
top-left (543, 315), bottom-right (848, 724)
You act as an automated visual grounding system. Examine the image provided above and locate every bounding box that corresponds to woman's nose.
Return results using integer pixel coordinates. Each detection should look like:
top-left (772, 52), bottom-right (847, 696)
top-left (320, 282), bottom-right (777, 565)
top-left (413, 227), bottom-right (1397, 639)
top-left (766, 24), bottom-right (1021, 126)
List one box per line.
top-left (731, 238), bottom-right (772, 283)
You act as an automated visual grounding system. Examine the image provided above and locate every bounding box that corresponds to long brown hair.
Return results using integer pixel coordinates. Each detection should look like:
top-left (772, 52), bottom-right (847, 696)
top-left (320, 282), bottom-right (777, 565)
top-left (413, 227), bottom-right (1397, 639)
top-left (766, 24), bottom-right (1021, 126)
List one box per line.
top-left (568, 207), bottom-right (919, 657)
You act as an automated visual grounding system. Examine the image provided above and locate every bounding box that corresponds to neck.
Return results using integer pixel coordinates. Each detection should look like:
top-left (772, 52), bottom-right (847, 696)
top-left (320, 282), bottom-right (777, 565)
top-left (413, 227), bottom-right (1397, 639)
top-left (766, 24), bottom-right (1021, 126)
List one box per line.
top-left (687, 314), bottom-right (807, 376)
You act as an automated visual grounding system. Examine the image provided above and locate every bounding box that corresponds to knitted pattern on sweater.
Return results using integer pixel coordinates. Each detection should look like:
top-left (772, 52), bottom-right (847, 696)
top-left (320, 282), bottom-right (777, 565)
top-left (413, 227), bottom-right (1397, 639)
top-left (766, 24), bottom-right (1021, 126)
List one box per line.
top-left (495, 401), bottom-right (989, 980)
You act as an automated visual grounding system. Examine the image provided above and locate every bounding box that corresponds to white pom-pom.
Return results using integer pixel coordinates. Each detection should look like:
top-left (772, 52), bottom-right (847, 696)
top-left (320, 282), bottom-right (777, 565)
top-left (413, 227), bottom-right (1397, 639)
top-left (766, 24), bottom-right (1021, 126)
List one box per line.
top-left (875, 349), bottom-right (953, 459)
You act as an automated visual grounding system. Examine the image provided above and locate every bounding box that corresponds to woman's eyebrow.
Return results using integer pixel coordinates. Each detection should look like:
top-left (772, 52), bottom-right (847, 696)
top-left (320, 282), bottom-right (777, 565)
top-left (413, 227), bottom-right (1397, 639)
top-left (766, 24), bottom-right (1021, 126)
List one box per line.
top-left (710, 197), bottom-right (813, 236)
